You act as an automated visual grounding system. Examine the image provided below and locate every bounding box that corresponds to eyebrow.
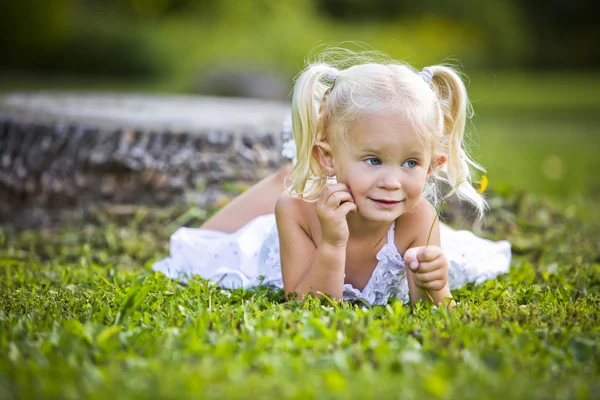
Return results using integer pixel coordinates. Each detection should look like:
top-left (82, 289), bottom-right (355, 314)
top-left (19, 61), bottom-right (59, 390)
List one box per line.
top-left (356, 146), bottom-right (426, 157)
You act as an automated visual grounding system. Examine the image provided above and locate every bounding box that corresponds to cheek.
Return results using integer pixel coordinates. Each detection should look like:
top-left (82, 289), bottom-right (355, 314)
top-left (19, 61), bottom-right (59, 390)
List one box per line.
top-left (333, 173), bottom-right (353, 194)
top-left (342, 179), bottom-right (356, 196)
top-left (408, 173), bottom-right (428, 195)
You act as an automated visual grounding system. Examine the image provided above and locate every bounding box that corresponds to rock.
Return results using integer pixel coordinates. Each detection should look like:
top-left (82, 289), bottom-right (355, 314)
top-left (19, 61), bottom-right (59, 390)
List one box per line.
top-left (0, 92), bottom-right (292, 228)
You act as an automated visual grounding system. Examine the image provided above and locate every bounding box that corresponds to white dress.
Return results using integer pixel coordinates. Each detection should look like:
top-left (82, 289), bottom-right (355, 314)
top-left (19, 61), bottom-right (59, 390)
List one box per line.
top-left (152, 215), bottom-right (512, 305)
top-left (152, 116), bottom-right (512, 305)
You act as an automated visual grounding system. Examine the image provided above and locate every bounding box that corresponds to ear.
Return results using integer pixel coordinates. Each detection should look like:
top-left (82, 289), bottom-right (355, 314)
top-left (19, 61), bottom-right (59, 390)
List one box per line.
top-left (428, 155), bottom-right (447, 175)
top-left (312, 139), bottom-right (335, 176)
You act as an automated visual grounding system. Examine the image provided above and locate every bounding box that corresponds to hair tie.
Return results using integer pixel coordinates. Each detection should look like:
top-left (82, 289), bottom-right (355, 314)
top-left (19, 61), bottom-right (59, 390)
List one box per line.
top-left (326, 67), bottom-right (339, 82)
top-left (418, 67), bottom-right (433, 84)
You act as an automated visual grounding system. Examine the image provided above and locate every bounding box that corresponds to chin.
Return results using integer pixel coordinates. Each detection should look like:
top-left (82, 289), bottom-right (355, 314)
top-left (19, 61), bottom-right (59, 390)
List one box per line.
top-left (357, 209), bottom-right (403, 223)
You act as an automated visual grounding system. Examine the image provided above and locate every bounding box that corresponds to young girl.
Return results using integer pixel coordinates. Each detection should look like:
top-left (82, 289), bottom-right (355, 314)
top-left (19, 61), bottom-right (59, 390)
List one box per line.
top-left (153, 50), bottom-right (511, 306)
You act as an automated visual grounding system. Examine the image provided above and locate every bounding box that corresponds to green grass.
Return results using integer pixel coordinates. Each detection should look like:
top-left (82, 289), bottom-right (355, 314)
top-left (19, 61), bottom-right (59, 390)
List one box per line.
top-left (1, 192), bottom-right (599, 399)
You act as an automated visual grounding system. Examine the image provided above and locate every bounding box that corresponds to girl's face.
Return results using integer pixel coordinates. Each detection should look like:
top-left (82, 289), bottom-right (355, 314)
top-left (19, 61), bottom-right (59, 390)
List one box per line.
top-left (331, 114), bottom-right (432, 223)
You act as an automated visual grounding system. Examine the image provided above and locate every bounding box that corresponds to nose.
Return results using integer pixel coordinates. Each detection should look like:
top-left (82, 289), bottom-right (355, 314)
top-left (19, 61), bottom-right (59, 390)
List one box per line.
top-left (377, 170), bottom-right (402, 190)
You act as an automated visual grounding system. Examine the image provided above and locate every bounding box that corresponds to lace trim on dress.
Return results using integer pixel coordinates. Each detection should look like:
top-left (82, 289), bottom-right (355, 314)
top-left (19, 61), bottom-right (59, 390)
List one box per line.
top-left (264, 220), bottom-right (410, 306)
top-left (259, 218), bottom-right (511, 305)
top-left (364, 242), bottom-right (410, 305)
top-left (348, 221), bottom-right (410, 305)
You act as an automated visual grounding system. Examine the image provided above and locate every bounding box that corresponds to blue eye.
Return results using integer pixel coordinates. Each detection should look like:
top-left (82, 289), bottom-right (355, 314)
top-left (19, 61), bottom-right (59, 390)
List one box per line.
top-left (364, 157), bottom-right (382, 166)
top-left (402, 160), bottom-right (418, 168)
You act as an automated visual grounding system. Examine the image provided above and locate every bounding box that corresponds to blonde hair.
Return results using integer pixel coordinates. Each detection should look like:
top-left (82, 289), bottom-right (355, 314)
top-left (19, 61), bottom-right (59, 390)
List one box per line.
top-left (286, 48), bottom-right (487, 218)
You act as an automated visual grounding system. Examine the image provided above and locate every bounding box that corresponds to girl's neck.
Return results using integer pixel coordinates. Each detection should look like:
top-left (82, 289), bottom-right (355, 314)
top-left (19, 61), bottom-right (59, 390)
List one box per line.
top-left (346, 212), bottom-right (393, 242)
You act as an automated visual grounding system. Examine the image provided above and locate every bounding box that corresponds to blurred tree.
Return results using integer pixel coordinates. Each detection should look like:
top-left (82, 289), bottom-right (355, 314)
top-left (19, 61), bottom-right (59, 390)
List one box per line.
top-left (317, 0), bottom-right (531, 67)
top-left (81, 0), bottom-right (217, 18)
top-left (316, 0), bottom-right (598, 69)
top-left (0, 0), bottom-right (596, 82)
top-left (520, 0), bottom-right (599, 68)
top-left (0, 0), bottom-right (164, 77)
top-left (0, 0), bottom-right (75, 68)
top-left (317, 0), bottom-right (405, 21)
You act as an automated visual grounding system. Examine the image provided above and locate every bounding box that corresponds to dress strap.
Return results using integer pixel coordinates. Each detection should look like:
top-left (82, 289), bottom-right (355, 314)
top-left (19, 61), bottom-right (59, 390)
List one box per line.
top-left (387, 221), bottom-right (396, 244)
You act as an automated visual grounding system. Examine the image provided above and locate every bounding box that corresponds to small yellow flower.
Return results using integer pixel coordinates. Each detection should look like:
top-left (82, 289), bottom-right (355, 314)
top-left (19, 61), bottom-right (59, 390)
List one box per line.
top-left (426, 175), bottom-right (488, 248)
top-left (477, 175), bottom-right (488, 193)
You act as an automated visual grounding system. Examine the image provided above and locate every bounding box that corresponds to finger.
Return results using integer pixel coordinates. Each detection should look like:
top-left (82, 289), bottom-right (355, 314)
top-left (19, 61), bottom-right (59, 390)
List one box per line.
top-left (404, 247), bottom-right (420, 270)
top-left (415, 258), bottom-right (447, 274)
top-left (413, 275), bottom-right (444, 290)
top-left (318, 183), bottom-right (351, 207)
top-left (336, 202), bottom-right (357, 216)
top-left (417, 246), bottom-right (441, 262)
top-left (323, 183), bottom-right (350, 195)
top-left (327, 191), bottom-right (354, 208)
top-left (419, 280), bottom-right (447, 292)
top-left (414, 269), bottom-right (445, 284)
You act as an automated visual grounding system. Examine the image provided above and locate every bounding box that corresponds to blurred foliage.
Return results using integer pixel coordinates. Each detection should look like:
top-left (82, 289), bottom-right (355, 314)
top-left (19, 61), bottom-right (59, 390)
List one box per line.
top-left (463, 71), bottom-right (600, 221)
top-left (0, 0), bottom-right (164, 77)
top-left (0, 0), bottom-right (596, 87)
top-left (520, 0), bottom-right (599, 69)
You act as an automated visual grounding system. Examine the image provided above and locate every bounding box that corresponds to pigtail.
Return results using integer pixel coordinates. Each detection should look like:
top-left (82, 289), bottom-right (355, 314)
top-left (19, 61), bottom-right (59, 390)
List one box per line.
top-left (427, 66), bottom-right (487, 218)
top-left (286, 63), bottom-right (337, 200)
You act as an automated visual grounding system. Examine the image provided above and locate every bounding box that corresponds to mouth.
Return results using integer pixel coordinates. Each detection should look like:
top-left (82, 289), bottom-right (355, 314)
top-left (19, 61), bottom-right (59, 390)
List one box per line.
top-left (369, 198), bottom-right (403, 209)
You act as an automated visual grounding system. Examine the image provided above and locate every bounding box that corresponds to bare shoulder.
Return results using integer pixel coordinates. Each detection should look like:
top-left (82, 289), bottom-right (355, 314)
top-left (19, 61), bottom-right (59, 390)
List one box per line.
top-left (275, 191), bottom-right (318, 237)
top-left (275, 191), bottom-right (302, 213)
top-left (394, 198), bottom-right (439, 253)
top-left (275, 192), bottom-right (312, 222)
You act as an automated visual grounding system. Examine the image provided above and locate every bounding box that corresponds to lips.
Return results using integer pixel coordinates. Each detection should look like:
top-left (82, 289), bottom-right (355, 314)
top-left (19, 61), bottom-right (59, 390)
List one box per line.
top-left (369, 198), bottom-right (403, 208)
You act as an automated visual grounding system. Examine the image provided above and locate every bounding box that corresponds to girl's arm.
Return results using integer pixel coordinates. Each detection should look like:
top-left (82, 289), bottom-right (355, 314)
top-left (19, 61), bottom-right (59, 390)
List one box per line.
top-left (401, 201), bottom-right (454, 307)
top-left (275, 193), bottom-right (346, 300)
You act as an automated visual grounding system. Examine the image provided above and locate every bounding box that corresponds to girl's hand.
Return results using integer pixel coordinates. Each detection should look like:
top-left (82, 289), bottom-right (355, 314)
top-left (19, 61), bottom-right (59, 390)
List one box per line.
top-left (404, 246), bottom-right (448, 291)
top-left (317, 183), bottom-right (357, 247)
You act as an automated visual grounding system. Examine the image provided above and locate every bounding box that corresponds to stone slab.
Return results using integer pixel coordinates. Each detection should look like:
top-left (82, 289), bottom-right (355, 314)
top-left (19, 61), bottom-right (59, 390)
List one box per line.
top-left (0, 92), bottom-right (292, 228)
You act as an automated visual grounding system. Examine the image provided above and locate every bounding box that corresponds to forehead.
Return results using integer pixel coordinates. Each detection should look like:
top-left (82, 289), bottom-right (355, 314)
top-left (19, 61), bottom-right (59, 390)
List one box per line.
top-left (344, 113), bottom-right (427, 153)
